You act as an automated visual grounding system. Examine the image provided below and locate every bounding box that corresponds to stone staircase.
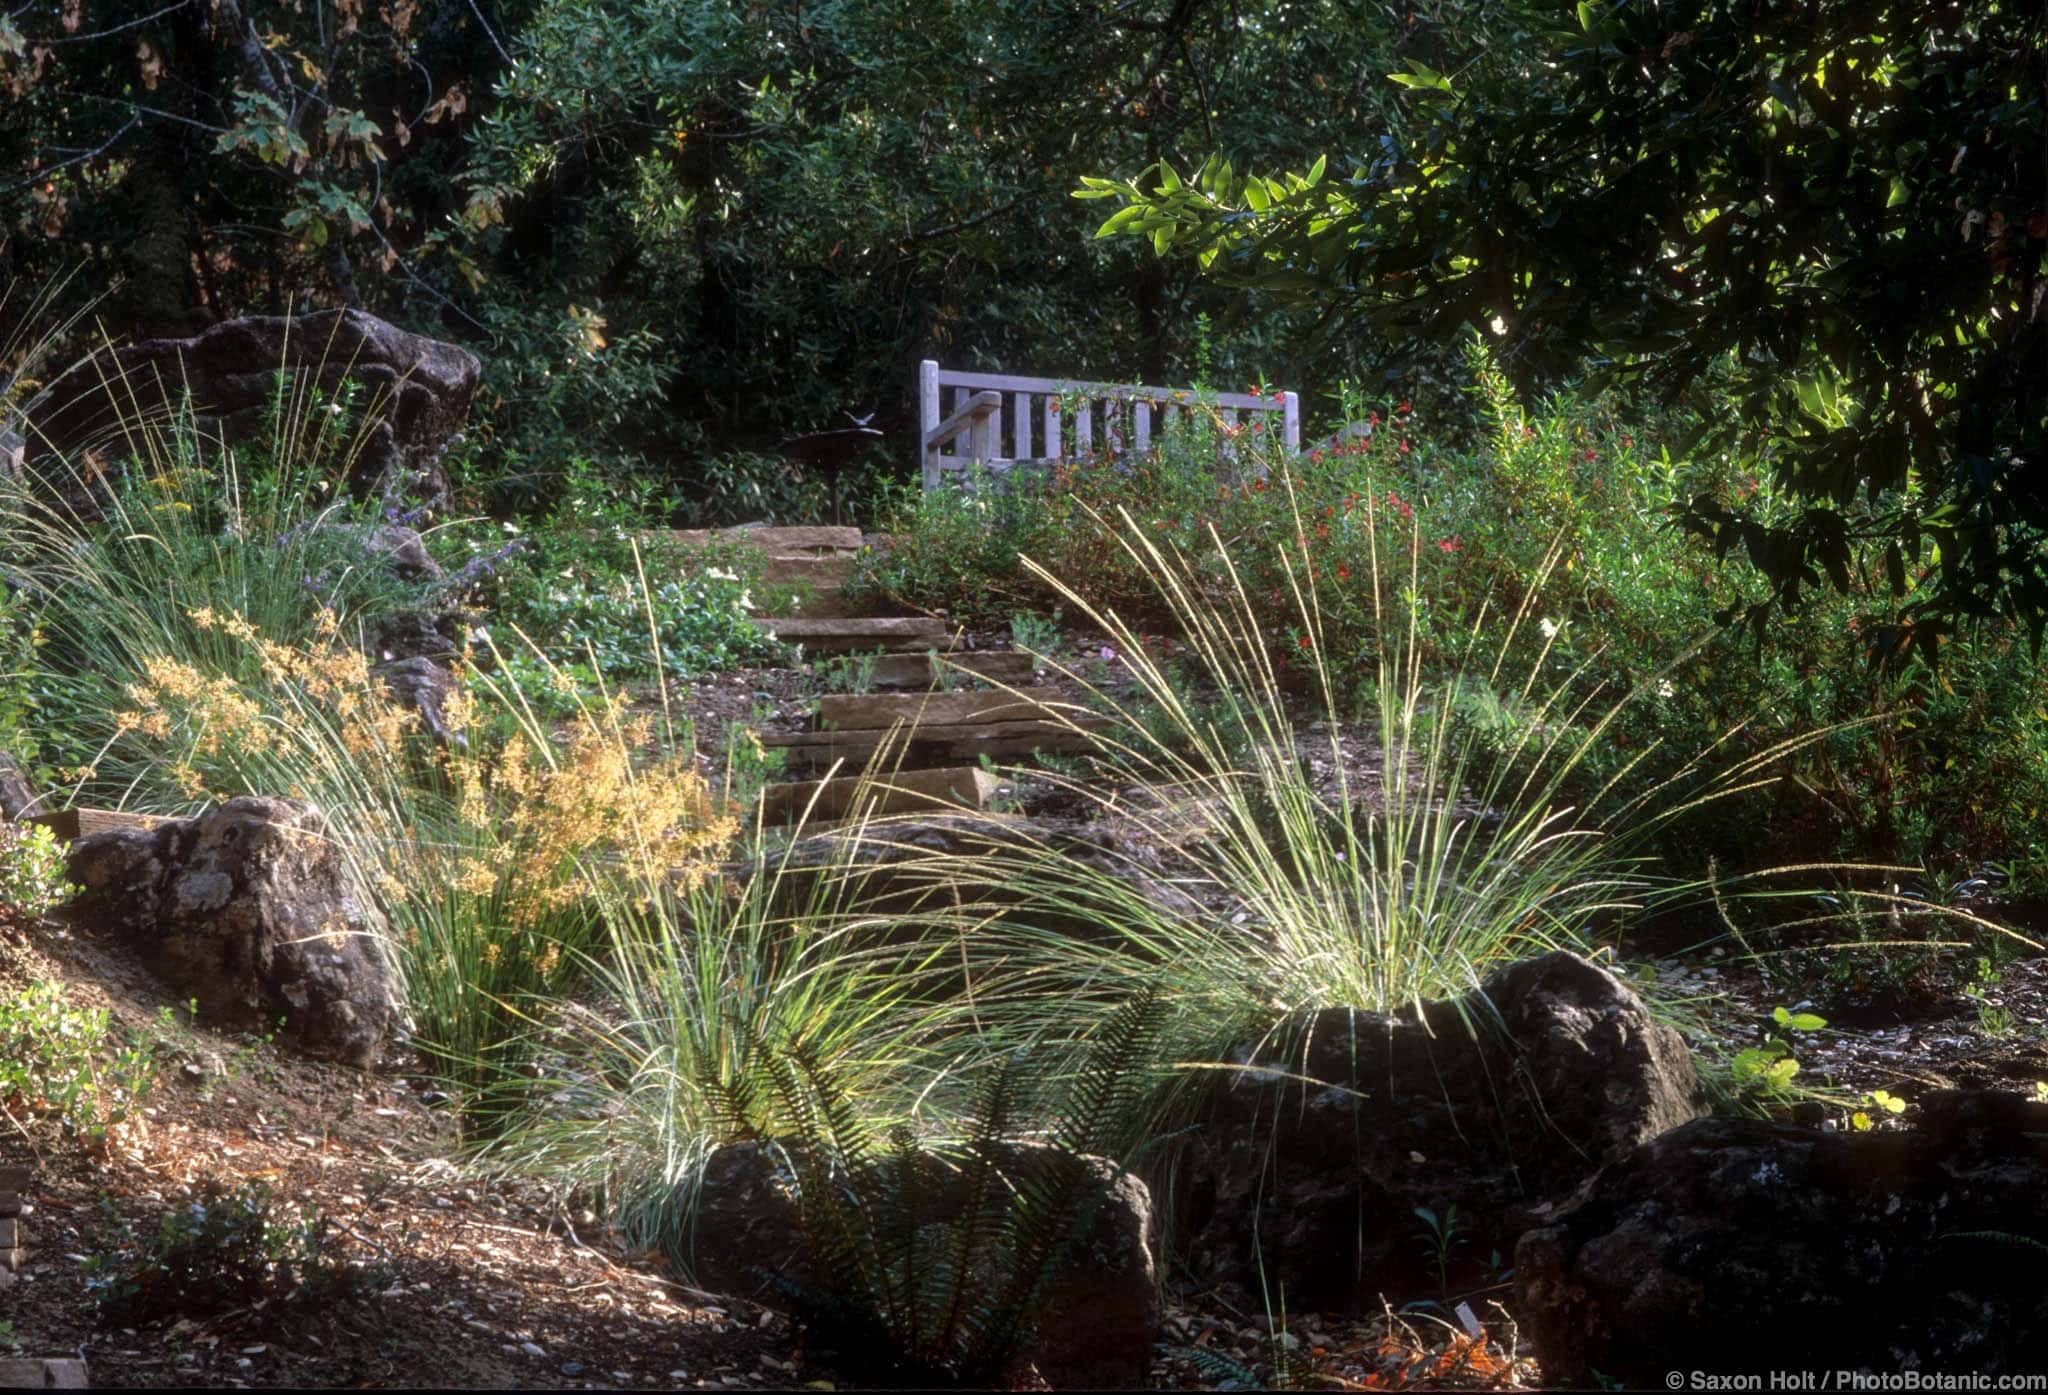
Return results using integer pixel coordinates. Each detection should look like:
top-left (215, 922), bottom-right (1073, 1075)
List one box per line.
top-left (662, 525), bottom-right (1109, 825)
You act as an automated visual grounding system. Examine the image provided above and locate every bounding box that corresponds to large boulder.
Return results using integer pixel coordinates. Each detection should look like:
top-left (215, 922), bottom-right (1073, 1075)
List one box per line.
top-left (1516, 1091), bottom-right (2048, 1384)
top-left (1182, 950), bottom-right (1707, 1311)
top-left (64, 797), bottom-right (395, 1067)
top-left (687, 1139), bottom-right (1159, 1389)
top-left (11, 309), bottom-right (478, 509)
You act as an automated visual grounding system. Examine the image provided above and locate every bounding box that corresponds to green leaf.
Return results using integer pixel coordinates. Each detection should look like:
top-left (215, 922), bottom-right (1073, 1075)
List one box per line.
top-left (1389, 59), bottom-right (1452, 92)
top-left (1096, 205), bottom-right (1145, 236)
top-left (1577, 1), bottom-right (1597, 32)
top-left (1886, 176), bottom-right (1909, 208)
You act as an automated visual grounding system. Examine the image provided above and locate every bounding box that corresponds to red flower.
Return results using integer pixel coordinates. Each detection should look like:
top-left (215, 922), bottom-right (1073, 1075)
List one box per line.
top-left (1253, 478), bottom-right (1266, 493)
top-left (1584, 448), bottom-right (1597, 463)
top-left (1273, 391), bottom-right (1286, 404)
top-left (1398, 400), bottom-right (1412, 415)
top-left (1438, 536), bottom-right (1463, 554)
top-left (1296, 633), bottom-right (1312, 650)
top-left (1622, 434), bottom-right (1633, 449)
top-left (1250, 384), bottom-right (1263, 396)
top-left (1309, 449), bottom-right (1323, 464)
top-left (1315, 523), bottom-right (1330, 539)
top-left (1398, 439), bottom-right (1412, 454)
top-left (1368, 410), bottom-right (1382, 427)
top-left (1336, 563), bottom-right (1351, 580)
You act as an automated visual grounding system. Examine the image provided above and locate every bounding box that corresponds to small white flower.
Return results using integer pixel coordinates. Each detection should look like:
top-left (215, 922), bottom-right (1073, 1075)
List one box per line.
top-left (1656, 679), bottom-right (1676, 699)
top-left (1539, 617), bottom-right (1559, 640)
top-left (707, 567), bottom-right (737, 582)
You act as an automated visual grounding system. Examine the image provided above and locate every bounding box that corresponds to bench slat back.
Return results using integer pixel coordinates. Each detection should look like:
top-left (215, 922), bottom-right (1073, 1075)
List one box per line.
top-left (919, 360), bottom-right (1298, 490)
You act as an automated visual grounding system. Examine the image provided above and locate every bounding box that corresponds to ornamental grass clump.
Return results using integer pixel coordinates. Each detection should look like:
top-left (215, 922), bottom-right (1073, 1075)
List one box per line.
top-left (935, 474), bottom-right (1834, 1145)
top-left (466, 750), bottom-right (975, 1262)
top-left (397, 659), bottom-right (742, 1119)
top-left (98, 602), bottom-right (748, 1120)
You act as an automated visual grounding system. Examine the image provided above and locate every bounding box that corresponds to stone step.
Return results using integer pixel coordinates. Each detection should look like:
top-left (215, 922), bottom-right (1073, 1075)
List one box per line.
top-left (752, 616), bottom-right (957, 653)
top-left (760, 718), bottom-right (1108, 768)
top-left (853, 650), bottom-right (1037, 690)
top-left (759, 766), bottom-right (999, 823)
top-left (25, 808), bottom-right (165, 842)
top-left (669, 525), bottom-right (864, 555)
top-left (0, 1359), bottom-right (88, 1388)
top-left (760, 555), bottom-right (855, 589)
top-left (814, 688), bottom-right (1087, 731)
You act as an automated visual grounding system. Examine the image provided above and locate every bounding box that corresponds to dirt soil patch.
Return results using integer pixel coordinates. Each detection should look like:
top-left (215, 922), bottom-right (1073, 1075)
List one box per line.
top-left (0, 911), bottom-right (791, 1390)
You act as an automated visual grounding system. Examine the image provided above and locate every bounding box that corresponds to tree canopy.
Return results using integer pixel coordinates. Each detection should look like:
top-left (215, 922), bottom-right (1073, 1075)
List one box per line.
top-left (1083, 0), bottom-right (2048, 650)
top-left (2, 0), bottom-right (1492, 490)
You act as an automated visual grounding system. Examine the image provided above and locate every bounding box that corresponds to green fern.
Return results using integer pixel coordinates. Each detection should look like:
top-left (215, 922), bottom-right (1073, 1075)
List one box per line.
top-left (757, 992), bottom-right (1162, 1386)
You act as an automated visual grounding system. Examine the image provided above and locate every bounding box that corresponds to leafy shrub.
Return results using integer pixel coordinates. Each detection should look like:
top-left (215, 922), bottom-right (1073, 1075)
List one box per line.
top-left (447, 465), bottom-right (783, 688)
top-left (88, 1181), bottom-right (363, 1327)
top-left (687, 450), bottom-right (828, 527)
top-left (863, 347), bottom-right (2048, 893)
top-left (460, 297), bottom-right (675, 519)
top-left (0, 981), bottom-right (158, 1144)
top-left (0, 820), bottom-right (74, 917)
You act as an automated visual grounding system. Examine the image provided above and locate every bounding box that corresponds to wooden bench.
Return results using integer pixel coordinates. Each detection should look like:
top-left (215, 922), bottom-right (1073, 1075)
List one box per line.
top-left (918, 360), bottom-right (1299, 492)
